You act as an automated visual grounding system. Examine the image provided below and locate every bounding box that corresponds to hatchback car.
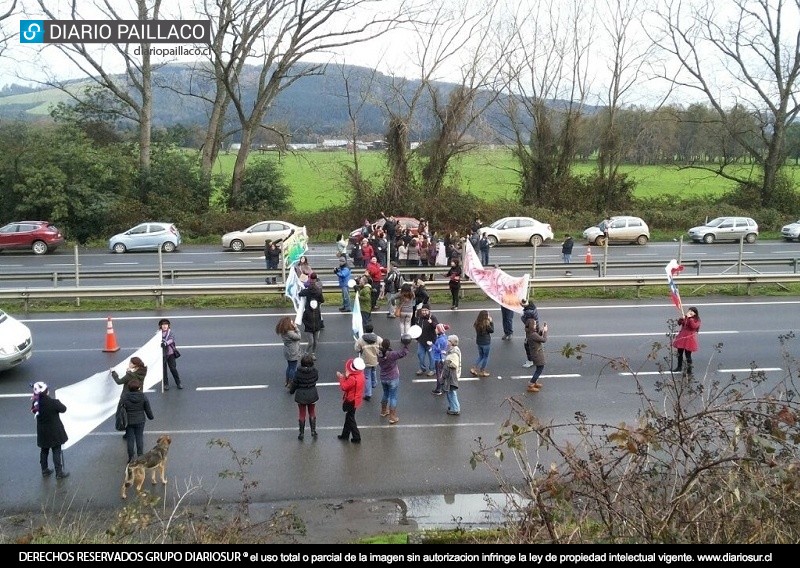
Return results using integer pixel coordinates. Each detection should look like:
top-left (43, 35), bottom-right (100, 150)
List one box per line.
top-left (780, 219), bottom-right (800, 241)
top-left (108, 222), bottom-right (182, 253)
top-left (0, 221), bottom-right (65, 255)
top-left (222, 220), bottom-right (299, 251)
top-left (688, 216), bottom-right (758, 244)
top-left (0, 309), bottom-right (33, 372)
top-left (481, 217), bottom-right (554, 247)
top-left (583, 216), bottom-right (650, 246)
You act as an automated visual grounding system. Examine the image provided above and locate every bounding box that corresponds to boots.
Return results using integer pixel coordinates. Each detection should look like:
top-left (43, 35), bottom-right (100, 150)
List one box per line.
top-left (380, 402), bottom-right (389, 417)
top-left (686, 364), bottom-right (693, 375)
top-left (54, 451), bottom-right (69, 479)
top-left (176, 379), bottom-right (183, 390)
top-left (297, 420), bottom-right (305, 441)
top-left (310, 418), bottom-right (318, 438)
top-left (388, 408), bottom-right (399, 424)
top-left (672, 360), bottom-right (682, 372)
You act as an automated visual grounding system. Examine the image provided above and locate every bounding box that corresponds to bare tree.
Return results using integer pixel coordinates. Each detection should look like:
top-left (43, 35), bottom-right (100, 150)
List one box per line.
top-left (651, 0), bottom-right (800, 206)
top-left (381, 0), bottom-right (510, 211)
top-left (496, 0), bottom-right (593, 208)
top-left (0, 0), bottom-right (17, 59)
top-left (217, 0), bottom-right (413, 205)
top-left (34, 0), bottom-right (166, 199)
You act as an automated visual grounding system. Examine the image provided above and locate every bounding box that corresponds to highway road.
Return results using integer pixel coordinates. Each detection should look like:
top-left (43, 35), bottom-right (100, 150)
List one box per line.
top-left (0, 296), bottom-right (797, 514)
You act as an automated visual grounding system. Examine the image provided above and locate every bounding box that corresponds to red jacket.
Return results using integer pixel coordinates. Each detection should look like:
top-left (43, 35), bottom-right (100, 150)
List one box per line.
top-left (360, 243), bottom-right (374, 262)
top-left (366, 259), bottom-right (383, 283)
top-left (339, 359), bottom-right (365, 408)
top-left (672, 316), bottom-right (700, 352)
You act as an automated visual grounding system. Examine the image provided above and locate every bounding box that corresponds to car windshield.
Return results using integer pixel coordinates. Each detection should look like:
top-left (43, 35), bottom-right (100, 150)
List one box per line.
top-left (488, 219), bottom-right (507, 229)
top-left (704, 218), bottom-right (726, 227)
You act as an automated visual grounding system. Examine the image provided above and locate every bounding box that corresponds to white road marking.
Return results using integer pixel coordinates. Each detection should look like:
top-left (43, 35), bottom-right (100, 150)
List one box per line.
top-left (197, 385), bottom-right (269, 391)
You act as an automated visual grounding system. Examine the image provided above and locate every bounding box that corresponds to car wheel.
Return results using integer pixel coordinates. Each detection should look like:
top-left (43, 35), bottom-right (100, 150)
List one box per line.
top-left (636, 235), bottom-right (649, 245)
top-left (112, 243), bottom-right (127, 254)
top-left (744, 233), bottom-right (757, 244)
top-left (230, 239), bottom-right (245, 252)
top-left (702, 234), bottom-right (715, 244)
top-left (162, 241), bottom-right (176, 253)
top-left (31, 240), bottom-right (48, 255)
top-left (529, 234), bottom-right (543, 247)
top-left (487, 235), bottom-right (498, 247)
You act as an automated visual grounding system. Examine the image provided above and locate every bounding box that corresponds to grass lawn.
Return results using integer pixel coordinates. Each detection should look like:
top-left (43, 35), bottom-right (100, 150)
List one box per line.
top-left (211, 148), bottom-right (798, 213)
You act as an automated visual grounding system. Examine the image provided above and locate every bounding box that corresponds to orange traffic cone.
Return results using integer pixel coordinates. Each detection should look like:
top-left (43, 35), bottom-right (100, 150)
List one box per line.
top-left (103, 316), bottom-right (120, 352)
top-left (585, 246), bottom-right (593, 264)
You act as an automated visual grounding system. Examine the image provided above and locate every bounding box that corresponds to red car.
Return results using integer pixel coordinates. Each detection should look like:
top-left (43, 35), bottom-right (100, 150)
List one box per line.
top-left (0, 221), bottom-right (66, 255)
top-left (349, 216), bottom-right (420, 245)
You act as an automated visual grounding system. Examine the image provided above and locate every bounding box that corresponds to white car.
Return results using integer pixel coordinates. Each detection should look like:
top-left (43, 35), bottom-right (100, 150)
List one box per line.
top-left (481, 217), bottom-right (554, 247)
top-left (222, 220), bottom-right (298, 251)
top-left (0, 309), bottom-right (33, 371)
top-left (109, 222), bottom-right (182, 253)
top-left (583, 216), bottom-right (650, 246)
top-left (780, 219), bottom-right (800, 241)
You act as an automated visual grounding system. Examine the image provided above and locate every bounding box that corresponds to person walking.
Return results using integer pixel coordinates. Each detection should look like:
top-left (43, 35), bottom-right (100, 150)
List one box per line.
top-left (500, 305), bottom-right (514, 340)
top-left (355, 323), bottom-right (382, 401)
top-left (442, 335), bottom-right (462, 415)
top-left (276, 316), bottom-right (302, 389)
top-left (672, 307), bottom-right (701, 375)
top-left (561, 234), bottom-right (574, 276)
top-left (337, 357), bottom-right (366, 443)
top-left (383, 262), bottom-right (402, 318)
top-left (378, 336), bottom-right (410, 424)
top-left (526, 321), bottom-right (548, 392)
top-left (471, 310), bottom-right (494, 377)
top-left (412, 280), bottom-right (429, 320)
top-left (396, 282), bottom-right (415, 335)
top-left (431, 323), bottom-right (450, 395)
top-left (299, 274), bottom-right (324, 359)
top-left (111, 356), bottom-right (148, 393)
top-left (479, 232), bottom-right (491, 266)
top-left (159, 318), bottom-right (182, 390)
top-left (520, 300), bottom-right (541, 367)
top-left (32, 382), bottom-right (69, 479)
top-left (356, 275), bottom-right (373, 327)
top-left (446, 259), bottom-right (462, 310)
top-left (333, 256), bottom-right (352, 312)
top-left (119, 379), bottom-right (154, 462)
top-left (290, 354), bottom-right (319, 440)
top-left (413, 304), bottom-right (438, 376)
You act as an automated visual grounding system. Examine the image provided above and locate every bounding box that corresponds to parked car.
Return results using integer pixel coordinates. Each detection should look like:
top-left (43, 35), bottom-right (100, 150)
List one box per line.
top-left (780, 219), bottom-right (800, 241)
top-left (583, 216), bottom-right (650, 246)
top-left (0, 309), bottom-right (33, 372)
top-left (349, 216), bottom-right (420, 245)
top-left (222, 220), bottom-right (299, 251)
top-left (687, 216), bottom-right (758, 244)
top-left (481, 216), bottom-right (554, 247)
top-left (108, 222), bottom-right (182, 253)
top-left (0, 221), bottom-right (65, 255)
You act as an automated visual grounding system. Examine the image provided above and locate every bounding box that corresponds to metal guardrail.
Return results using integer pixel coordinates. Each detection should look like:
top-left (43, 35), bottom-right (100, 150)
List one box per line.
top-left (2, 257), bottom-right (799, 285)
top-left (2, 273), bottom-right (799, 311)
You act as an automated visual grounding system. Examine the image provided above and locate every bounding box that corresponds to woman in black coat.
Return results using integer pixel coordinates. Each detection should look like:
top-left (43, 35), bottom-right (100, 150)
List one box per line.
top-left (290, 354), bottom-right (320, 440)
top-left (33, 382), bottom-right (69, 479)
top-left (299, 275), bottom-right (325, 358)
top-left (120, 379), bottom-right (154, 462)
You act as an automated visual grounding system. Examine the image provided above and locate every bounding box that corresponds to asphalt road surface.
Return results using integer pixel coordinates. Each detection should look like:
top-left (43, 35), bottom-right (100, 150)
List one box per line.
top-left (0, 296), bottom-right (797, 514)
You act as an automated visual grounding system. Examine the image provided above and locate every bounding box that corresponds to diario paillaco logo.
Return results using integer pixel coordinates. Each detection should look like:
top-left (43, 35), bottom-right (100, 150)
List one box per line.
top-left (20, 20), bottom-right (211, 44)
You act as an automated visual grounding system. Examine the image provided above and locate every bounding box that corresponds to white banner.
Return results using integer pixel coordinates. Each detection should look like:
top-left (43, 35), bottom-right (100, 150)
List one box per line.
top-left (462, 240), bottom-right (529, 313)
top-left (351, 291), bottom-right (363, 340)
top-left (56, 332), bottom-right (163, 450)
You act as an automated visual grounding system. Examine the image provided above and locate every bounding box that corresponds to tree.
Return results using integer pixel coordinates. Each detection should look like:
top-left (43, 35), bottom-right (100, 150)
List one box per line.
top-left (496, 0), bottom-right (593, 208)
top-left (0, 0), bottom-right (17, 59)
top-left (651, 0), bottom-right (800, 207)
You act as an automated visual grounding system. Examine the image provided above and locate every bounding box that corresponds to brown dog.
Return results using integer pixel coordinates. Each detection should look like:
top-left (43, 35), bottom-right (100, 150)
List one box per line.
top-left (121, 434), bottom-right (172, 499)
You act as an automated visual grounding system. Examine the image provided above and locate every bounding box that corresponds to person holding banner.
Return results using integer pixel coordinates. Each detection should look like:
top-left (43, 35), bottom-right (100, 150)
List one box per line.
top-left (32, 382), bottom-right (70, 479)
top-left (276, 316), bottom-right (302, 388)
top-left (299, 276), bottom-right (324, 360)
top-left (672, 307), bottom-right (701, 375)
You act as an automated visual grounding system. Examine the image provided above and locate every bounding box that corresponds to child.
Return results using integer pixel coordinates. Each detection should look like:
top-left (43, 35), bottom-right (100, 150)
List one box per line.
top-left (443, 335), bottom-right (462, 415)
top-left (431, 323), bottom-right (450, 395)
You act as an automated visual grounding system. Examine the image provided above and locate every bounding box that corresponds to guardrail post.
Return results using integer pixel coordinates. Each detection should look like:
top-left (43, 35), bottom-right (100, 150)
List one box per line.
top-left (74, 244), bottom-right (80, 308)
top-left (794, 258), bottom-right (799, 274)
top-left (696, 259), bottom-right (702, 276)
top-left (52, 272), bottom-right (58, 287)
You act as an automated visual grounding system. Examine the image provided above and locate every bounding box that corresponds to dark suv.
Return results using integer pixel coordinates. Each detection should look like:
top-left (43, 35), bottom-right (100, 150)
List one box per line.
top-left (0, 221), bottom-right (66, 254)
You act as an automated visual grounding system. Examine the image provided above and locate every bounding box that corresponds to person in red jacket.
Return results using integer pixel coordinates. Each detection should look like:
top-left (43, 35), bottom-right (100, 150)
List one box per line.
top-left (672, 306), bottom-right (701, 375)
top-left (337, 357), bottom-right (366, 443)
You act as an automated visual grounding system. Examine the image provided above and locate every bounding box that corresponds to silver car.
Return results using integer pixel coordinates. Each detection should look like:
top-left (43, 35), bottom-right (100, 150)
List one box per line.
top-left (583, 216), bottom-right (650, 245)
top-left (222, 220), bottom-right (298, 251)
top-left (780, 219), bottom-right (800, 241)
top-left (0, 309), bottom-right (33, 371)
top-left (108, 222), bottom-right (182, 253)
top-left (688, 216), bottom-right (758, 244)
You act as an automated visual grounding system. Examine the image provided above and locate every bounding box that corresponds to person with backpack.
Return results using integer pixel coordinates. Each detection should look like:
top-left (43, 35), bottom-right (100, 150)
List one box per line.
top-left (383, 262), bottom-right (403, 318)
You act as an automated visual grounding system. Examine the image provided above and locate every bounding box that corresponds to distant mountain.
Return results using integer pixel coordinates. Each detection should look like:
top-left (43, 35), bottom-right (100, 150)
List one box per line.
top-left (0, 62), bottom-right (597, 142)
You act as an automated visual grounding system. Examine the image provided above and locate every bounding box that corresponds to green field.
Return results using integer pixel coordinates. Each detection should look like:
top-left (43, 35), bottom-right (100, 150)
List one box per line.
top-left (211, 149), bottom-right (798, 213)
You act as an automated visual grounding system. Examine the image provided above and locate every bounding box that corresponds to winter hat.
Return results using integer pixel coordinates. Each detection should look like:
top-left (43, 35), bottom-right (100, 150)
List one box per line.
top-left (158, 318), bottom-right (171, 326)
top-left (31, 381), bottom-right (47, 416)
top-left (435, 323), bottom-right (449, 335)
top-left (309, 272), bottom-right (318, 280)
top-left (33, 381), bottom-right (48, 394)
top-left (347, 357), bottom-right (366, 372)
top-left (447, 334), bottom-right (459, 346)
